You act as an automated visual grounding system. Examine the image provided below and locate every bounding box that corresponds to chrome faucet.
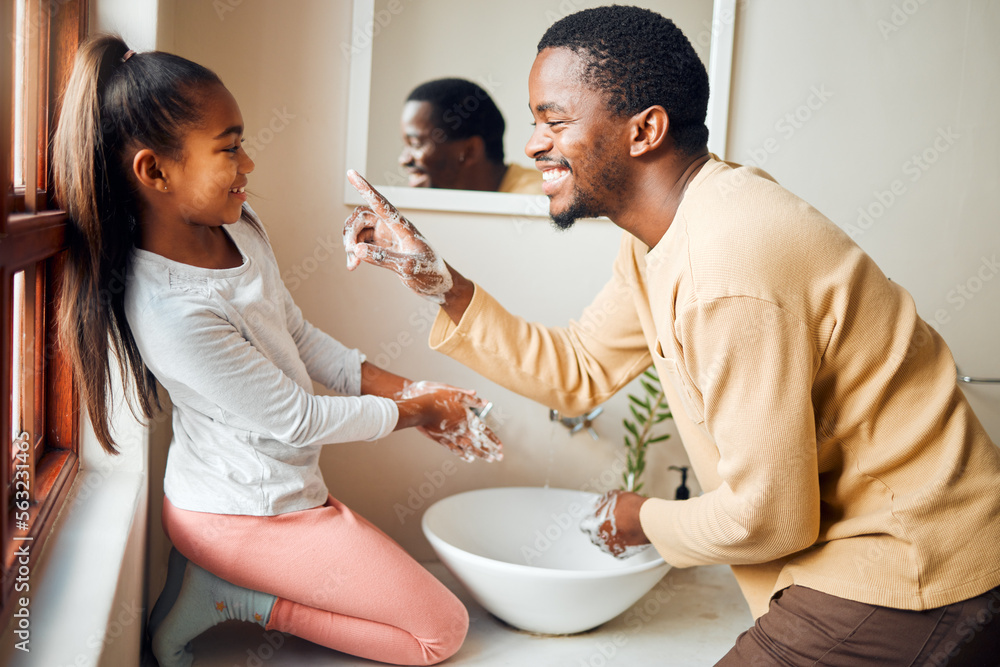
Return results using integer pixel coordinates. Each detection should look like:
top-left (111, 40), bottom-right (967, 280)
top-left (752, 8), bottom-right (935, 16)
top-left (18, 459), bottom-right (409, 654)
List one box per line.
top-left (549, 406), bottom-right (603, 440)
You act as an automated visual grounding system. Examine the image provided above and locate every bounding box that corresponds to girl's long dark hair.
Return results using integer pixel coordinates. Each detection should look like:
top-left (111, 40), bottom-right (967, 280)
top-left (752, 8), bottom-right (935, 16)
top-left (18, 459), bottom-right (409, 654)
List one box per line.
top-left (52, 35), bottom-right (253, 453)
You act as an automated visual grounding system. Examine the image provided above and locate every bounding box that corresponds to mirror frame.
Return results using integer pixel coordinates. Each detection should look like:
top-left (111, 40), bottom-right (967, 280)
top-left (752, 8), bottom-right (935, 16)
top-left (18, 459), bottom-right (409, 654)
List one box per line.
top-left (344, 0), bottom-right (736, 217)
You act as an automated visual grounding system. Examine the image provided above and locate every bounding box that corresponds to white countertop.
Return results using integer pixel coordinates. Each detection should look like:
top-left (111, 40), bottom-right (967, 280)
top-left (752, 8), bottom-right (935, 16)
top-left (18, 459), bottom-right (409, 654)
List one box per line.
top-left (179, 562), bottom-right (753, 667)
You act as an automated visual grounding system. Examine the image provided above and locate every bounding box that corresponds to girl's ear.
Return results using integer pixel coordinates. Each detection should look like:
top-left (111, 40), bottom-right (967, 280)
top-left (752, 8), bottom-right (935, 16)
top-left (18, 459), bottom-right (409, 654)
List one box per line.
top-left (132, 148), bottom-right (170, 192)
top-left (628, 105), bottom-right (670, 158)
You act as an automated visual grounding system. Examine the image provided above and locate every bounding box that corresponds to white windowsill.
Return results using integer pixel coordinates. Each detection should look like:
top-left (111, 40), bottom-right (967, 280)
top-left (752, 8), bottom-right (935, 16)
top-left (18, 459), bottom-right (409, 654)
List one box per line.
top-left (1, 399), bottom-right (151, 667)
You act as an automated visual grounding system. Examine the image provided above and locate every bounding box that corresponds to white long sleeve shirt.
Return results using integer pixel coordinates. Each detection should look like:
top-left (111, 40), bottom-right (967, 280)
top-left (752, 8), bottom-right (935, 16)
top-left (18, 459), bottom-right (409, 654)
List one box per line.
top-left (125, 212), bottom-right (398, 515)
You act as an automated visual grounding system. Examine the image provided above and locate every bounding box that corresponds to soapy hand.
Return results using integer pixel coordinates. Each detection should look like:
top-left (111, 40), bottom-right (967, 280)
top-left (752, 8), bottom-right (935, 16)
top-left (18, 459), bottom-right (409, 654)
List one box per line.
top-left (343, 170), bottom-right (453, 304)
top-left (401, 381), bottom-right (503, 463)
top-left (579, 490), bottom-right (652, 559)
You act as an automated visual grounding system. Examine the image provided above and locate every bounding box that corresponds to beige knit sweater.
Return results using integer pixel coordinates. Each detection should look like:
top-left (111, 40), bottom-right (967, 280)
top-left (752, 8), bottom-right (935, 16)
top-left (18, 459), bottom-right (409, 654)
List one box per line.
top-left (429, 157), bottom-right (1000, 618)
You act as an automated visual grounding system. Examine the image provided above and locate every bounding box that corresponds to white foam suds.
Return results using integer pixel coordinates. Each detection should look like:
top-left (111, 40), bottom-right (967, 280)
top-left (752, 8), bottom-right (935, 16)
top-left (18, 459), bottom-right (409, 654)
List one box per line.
top-left (579, 492), bottom-right (651, 560)
top-left (401, 381), bottom-right (502, 463)
top-left (343, 171), bottom-right (453, 304)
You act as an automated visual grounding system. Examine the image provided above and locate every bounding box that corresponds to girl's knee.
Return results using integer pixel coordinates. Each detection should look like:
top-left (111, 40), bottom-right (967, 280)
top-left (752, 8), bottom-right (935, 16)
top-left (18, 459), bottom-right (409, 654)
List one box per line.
top-left (418, 597), bottom-right (469, 665)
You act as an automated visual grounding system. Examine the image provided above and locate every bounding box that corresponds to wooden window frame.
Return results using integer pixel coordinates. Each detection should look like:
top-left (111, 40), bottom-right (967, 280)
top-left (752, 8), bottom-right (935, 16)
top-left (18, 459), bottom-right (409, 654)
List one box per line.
top-left (1, 0), bottom-right (88, 622)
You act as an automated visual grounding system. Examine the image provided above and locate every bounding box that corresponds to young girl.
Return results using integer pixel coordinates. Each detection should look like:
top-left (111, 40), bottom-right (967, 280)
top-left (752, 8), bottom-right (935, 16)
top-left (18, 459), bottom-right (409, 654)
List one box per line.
top-left (52, 35), bottom-right (502, 667)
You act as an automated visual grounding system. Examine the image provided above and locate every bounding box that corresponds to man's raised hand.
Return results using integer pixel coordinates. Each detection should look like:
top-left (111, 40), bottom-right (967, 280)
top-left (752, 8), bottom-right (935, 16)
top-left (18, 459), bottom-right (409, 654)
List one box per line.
top-left (343, 170), bottom-right (453, 304)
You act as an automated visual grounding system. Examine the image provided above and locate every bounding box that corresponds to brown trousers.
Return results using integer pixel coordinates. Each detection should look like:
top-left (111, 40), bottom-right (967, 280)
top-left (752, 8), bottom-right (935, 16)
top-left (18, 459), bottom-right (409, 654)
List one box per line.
top-left (716, 584), bottom-right (1000, 666)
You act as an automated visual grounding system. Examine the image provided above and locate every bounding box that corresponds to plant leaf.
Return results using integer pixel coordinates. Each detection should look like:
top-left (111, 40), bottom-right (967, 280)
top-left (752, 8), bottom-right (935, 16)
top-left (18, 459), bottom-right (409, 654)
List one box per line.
top-left (620, 367), bottom-right (667, 498)
top-left (629, 394), bottom-right (651, 411)
top-left (629, 404), bottom-right (647, 425)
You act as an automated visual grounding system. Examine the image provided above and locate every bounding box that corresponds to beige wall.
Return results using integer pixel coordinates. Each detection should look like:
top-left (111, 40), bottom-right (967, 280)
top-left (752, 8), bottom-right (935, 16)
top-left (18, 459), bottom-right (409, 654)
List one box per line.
top-left (157, 0), bottom-right (689, 561)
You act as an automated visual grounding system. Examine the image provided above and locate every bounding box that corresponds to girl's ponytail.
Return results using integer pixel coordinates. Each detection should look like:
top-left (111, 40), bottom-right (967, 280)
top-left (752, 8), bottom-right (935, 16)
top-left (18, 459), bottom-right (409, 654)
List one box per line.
top-left (52, 35), bottom-right (225, 453)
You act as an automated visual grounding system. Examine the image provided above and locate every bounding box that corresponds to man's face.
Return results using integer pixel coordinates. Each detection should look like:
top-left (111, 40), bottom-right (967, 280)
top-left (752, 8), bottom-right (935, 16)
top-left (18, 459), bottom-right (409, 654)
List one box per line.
top-left (399, 100), bottom-right (466, 189)
top-left (526, 48), bottom-right (630, 229)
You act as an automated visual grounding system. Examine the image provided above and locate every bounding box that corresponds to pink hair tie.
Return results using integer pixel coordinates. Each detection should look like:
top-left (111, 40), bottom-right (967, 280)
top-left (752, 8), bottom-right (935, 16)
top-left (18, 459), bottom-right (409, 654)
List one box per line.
top-left (121, 49), bottom-right (136, 63)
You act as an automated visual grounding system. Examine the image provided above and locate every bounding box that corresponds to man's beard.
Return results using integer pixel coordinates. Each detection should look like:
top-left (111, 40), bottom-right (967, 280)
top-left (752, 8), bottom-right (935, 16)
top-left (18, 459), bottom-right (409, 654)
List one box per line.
top-left (550, 186), bottom-right (602, 230)
top-left (549, 159), bottom-right (627, 230)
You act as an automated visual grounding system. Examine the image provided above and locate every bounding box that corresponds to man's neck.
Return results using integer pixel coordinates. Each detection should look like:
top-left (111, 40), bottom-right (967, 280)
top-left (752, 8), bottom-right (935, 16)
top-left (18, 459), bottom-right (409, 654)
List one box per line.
top-left (457, 162), bottom-right (508, 192)
top-left (613, 150), bottom-right (711, 249)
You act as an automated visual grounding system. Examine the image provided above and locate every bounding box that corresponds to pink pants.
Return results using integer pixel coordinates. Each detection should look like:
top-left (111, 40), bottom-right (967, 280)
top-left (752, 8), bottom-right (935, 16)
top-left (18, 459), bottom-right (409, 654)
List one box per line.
top-left (162, 495), bottom-right (468, 666)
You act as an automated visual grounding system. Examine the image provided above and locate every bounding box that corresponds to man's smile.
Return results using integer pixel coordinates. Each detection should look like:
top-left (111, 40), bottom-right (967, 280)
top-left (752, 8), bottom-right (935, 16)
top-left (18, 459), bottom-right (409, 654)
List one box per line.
top-left (404, 166), bottom-right (430, 187)
top-left (537, 159), bottom-right (572, 196)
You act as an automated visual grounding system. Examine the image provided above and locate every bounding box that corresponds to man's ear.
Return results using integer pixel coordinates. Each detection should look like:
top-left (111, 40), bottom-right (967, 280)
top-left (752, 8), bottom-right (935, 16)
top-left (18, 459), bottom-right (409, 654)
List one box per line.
top-left (629, 106), bottom-right (670, 158)
top-left (457, 136), bottom-right (487, 166)
top-left (132, 148), bottom-right (170, 192)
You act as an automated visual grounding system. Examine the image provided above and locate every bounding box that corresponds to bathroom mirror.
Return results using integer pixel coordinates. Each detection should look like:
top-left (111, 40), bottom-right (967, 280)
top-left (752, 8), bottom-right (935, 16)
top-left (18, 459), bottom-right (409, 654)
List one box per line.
top-left (344, 0), bottom-right (735, 217)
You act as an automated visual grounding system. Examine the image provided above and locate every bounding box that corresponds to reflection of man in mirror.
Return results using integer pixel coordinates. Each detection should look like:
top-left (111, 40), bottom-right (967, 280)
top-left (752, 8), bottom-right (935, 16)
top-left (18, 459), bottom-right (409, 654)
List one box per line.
top-left (399, 78), bottom-right (543, 194)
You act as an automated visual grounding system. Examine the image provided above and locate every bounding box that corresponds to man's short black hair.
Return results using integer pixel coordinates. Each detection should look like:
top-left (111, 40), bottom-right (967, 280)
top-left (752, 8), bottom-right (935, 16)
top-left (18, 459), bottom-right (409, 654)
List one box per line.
top-left (537, 5), bottom-right (710, 154)
top-left (406, 78), bottom-right (506, 164)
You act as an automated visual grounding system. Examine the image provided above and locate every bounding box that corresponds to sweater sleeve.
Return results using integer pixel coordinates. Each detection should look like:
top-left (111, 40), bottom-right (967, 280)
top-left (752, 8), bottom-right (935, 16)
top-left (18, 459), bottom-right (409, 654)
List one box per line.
top-left (640, 296), bottom-right (821, 567)
top-left (138, 294), bottom-right (397, 446)
top-left (429, 243), bottom-right (652, 416)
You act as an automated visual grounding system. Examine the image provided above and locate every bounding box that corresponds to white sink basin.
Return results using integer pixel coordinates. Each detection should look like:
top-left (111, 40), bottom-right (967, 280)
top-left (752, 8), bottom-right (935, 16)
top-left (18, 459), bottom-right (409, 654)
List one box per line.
top-left (421, 487), bottom-right (671, 635)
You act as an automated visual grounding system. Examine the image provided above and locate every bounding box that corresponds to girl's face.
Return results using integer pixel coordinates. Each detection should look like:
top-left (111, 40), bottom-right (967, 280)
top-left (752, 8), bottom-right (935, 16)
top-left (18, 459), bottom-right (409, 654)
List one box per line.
top-left (161, 82), bottom-right (254, 227)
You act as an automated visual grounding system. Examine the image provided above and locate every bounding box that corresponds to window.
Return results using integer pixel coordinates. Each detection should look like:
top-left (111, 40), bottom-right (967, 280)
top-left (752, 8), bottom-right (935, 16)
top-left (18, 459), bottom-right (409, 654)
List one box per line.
top-left (1, 0), bottom-right (88, 621)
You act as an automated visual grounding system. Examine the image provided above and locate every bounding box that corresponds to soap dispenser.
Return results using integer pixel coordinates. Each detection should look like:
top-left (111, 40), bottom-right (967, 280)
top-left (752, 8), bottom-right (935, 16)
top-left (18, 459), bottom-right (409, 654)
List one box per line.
top-left (669, 465), bottom-right (690, 500)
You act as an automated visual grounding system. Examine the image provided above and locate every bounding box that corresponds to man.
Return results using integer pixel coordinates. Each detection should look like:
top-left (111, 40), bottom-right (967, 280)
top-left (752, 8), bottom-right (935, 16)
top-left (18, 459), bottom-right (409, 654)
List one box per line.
top-left (346, 6), bottom-right (1000, 664)
top-left (399, 78), bottom-right (542, 194)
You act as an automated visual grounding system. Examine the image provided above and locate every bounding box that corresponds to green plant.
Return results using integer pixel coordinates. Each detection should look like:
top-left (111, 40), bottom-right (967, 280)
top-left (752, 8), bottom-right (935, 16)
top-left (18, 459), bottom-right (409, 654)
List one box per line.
top-left (621, 367), bottom-right (673, 492)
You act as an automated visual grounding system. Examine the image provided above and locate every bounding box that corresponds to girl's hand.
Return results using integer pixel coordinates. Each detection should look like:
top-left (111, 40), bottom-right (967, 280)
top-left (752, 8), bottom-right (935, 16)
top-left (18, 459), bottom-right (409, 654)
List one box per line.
top-left (343, 170), bottom-right (453, 304)
top-left (579, 490), bottom-right (652, 558)
top-left (401, 381), bottom-right (503, 463)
